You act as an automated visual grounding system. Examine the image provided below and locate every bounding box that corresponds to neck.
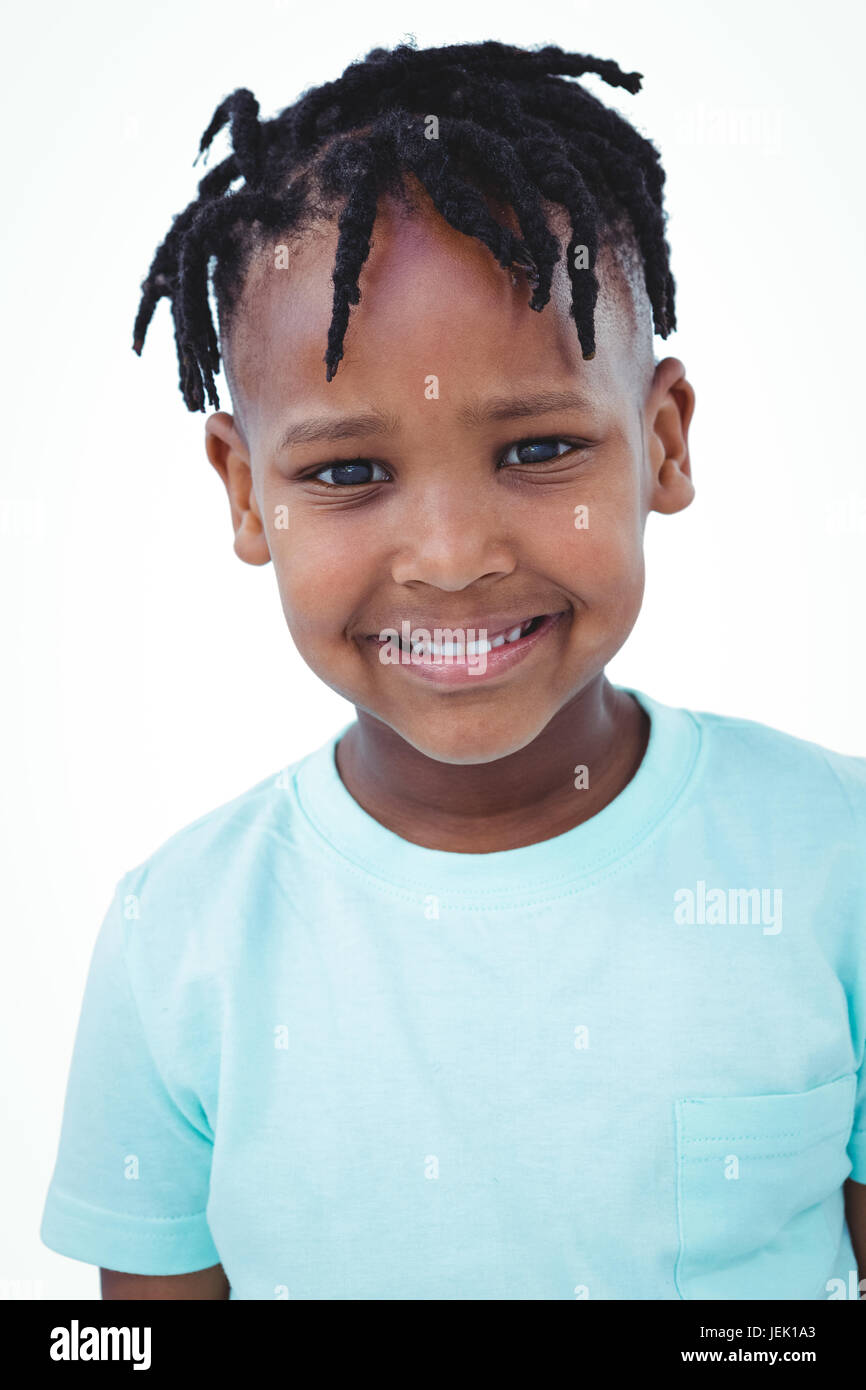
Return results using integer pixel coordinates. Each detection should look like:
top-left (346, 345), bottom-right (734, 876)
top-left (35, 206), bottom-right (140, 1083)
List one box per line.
top-left (334, 674), bottom-right (650, 853)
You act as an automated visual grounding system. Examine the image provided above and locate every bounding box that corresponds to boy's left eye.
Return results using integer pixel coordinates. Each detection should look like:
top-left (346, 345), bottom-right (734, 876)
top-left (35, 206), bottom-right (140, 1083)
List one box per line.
top-left (500, 438), bottom-right (577, 466)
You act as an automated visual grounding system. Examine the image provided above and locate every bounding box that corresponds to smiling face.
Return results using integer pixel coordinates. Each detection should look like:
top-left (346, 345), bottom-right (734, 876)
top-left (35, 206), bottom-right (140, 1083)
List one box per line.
top-left (206, 178), bottom-right (695, 764)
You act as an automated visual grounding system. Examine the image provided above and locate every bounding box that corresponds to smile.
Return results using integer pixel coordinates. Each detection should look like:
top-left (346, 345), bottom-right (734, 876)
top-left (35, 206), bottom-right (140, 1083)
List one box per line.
top-left (367, 612), bottom-right (567, 685)
top-left (400, 614), bottom-right (544, 658)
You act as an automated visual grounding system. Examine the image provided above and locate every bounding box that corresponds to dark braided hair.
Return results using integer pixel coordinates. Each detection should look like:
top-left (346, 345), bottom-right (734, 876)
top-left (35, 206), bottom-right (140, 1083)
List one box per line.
top-left (132, 40), bottom-right (676, 413)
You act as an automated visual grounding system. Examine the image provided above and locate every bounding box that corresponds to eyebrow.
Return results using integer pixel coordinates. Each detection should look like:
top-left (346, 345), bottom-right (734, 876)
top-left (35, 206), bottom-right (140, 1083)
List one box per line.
top-left (276, 388), bottom-right (594, 451)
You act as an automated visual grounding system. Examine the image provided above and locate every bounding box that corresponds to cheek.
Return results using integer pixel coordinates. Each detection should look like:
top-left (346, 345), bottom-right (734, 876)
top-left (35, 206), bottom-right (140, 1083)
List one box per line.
top-left (266, 529), bottom-right (349, 636)
top-left (534, 486), bottom-right (645, 597)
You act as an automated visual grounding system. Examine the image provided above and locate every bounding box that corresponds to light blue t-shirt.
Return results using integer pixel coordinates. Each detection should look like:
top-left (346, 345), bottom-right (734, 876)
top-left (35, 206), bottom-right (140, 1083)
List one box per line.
top-left (40, 687), bottom-right (866, 1300)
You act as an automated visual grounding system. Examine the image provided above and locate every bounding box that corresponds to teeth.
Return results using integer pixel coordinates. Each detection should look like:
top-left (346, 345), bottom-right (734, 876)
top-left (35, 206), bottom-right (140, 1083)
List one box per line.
top-left (402, 617), bottom-right (539, 656)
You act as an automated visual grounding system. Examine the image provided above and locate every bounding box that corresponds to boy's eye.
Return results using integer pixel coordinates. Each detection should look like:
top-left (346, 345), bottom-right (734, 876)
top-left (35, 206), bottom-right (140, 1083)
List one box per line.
top-left (312, 460), bottom-right (390, 486)
top-left (308, 438), bottom-right (580, 486)
top-left (500, 438), bottom-right (577, 466)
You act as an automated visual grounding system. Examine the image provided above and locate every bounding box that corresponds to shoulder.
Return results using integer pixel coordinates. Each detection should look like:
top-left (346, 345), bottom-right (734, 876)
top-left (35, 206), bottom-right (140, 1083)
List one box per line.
top-left (682, 698), bottom-right (866, 840)
top-left (114, 739), bottom-right (334, 955)
top-left (123, 766), bottom-right (290, 890)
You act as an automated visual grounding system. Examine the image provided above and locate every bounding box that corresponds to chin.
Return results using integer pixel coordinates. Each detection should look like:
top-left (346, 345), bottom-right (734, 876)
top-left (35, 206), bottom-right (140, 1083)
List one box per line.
top-left (392, 706), bottom-right (555, 765)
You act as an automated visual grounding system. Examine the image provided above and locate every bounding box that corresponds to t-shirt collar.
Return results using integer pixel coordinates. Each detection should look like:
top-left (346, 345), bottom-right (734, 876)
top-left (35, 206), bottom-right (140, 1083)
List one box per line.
top-left (293, 686), bottom-right (701, 904)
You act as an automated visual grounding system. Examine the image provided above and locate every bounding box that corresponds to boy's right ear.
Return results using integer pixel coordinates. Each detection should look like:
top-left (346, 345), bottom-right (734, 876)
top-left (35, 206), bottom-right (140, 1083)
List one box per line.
top-left (204, 412), bottom-right (271, 566)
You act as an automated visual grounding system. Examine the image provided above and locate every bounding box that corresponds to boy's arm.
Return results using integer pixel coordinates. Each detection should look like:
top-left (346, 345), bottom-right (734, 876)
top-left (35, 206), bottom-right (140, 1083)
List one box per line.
top-left (101, 1263), bottom-right (230, 1300)
top-left (844, 1179), bottom-right (866, 1296)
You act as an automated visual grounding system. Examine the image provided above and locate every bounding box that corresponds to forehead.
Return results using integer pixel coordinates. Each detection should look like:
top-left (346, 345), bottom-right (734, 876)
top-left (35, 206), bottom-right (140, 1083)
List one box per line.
top-left (226, 183), bottom-right (650, 440)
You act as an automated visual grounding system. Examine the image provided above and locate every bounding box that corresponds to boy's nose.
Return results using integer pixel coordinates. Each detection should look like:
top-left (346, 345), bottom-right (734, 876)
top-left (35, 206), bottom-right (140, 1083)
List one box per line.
top-left (389, 490), bottom-right (517, 591)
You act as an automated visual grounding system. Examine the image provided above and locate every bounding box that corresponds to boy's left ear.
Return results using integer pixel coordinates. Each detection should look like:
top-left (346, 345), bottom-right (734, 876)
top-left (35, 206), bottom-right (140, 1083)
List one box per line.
top-left (204, 412), bottom-right (271, 566)
top-left (645, 357), bottom-right (696, 516)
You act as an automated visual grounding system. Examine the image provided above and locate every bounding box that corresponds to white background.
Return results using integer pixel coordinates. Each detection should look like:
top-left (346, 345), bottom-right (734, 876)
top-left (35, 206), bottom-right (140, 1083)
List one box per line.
top-left (2, 0), bottom-right (863, 1297)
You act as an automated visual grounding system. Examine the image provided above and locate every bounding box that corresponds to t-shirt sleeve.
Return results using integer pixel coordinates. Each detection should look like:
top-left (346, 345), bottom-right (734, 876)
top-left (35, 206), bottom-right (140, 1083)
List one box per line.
top-left (40, 874), bottom-right (222, 1276)
top-left (836, 750), bottom-right (866, 1186)
top-left (849, 985), bottom-right (866, 1181)
top-left (850, 1058), bottom-right (866, 1184)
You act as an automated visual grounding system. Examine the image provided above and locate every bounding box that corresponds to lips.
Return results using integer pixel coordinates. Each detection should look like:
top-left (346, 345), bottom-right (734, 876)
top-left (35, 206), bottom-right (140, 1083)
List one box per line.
top-left (368, 610), bottom-right (566, 685)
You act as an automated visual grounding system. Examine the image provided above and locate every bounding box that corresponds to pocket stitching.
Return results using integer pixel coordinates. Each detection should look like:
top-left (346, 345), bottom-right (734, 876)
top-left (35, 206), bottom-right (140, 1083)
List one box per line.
top-left (681, 1121), bottom-right (851, 1149)
top-left (673, 1077), bottom-right (855, 1300)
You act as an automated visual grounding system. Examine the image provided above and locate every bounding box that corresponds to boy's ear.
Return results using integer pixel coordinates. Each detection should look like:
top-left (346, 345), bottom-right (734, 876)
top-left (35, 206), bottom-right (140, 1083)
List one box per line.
top-left (204, 412), bottom-right (271, 566)
top-left (645, 357), bottom-right (696, 516)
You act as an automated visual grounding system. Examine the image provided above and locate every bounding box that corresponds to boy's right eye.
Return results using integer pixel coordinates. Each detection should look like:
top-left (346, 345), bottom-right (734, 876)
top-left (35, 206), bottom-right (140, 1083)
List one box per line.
top-left (312, 459), bottom-right (390, 487)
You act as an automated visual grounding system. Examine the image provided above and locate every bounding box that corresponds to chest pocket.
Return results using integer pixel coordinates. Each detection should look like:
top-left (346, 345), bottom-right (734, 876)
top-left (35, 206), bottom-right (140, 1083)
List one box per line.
top-left (674, 1072), bottom-right (857, 1300)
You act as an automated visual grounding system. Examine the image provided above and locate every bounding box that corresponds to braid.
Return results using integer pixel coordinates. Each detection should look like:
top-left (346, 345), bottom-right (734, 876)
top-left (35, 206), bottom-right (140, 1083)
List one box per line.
top-left (132, 40), bottom-right (676, 411)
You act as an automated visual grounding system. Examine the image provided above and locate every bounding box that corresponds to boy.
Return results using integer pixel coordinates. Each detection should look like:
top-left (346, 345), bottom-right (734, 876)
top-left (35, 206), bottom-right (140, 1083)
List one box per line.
top-left (40, 39), bottom-right (866, 1300)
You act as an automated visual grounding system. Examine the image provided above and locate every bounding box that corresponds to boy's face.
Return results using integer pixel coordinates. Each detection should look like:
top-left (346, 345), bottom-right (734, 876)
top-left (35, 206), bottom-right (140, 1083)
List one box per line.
top-left (206, 190), bottom-right (694, 764)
